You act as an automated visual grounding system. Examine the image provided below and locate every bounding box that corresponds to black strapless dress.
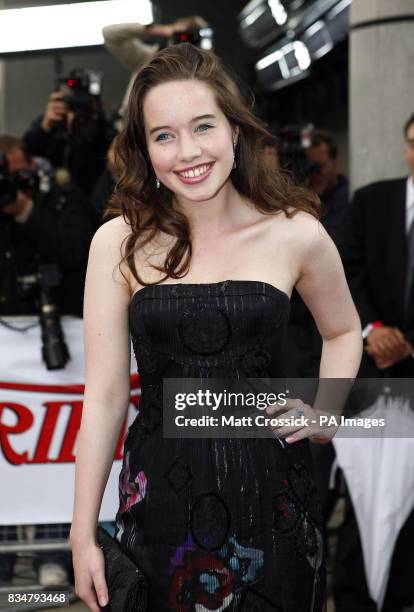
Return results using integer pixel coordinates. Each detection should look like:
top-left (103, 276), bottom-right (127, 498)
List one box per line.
top-left (114, 280), bottom-right (325, 611)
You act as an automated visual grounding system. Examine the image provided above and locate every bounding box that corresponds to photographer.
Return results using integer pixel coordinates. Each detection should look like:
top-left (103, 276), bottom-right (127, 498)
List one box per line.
top-left (0, 135), bottom-right (94, 317)
top-left (23, 69), bottom-right (114, 197)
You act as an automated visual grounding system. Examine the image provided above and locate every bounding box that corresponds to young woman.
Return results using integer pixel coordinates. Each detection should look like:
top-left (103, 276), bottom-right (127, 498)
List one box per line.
top-left (70, 43), bottom-right (362, 611)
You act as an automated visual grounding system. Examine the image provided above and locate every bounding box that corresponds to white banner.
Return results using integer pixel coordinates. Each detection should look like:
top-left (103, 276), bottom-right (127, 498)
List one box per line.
top-left (0, 316), bottom-right (139, 525)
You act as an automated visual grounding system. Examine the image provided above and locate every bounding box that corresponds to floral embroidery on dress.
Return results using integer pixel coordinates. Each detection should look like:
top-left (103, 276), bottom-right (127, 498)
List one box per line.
top-left (241, 343), bottom-right (272, 377)
top-left (220, 537), bottom-right (263, 584)
top-left (168, 533), bottom-right (264, 611)
top-left (190, 492), bottom-right (231, 551)
top-left (272, 462), bottom-right (322, 559)
top-left (179, 304), bottom-right (231, 355)
top-left (118, 451), bottom-right (147, 514)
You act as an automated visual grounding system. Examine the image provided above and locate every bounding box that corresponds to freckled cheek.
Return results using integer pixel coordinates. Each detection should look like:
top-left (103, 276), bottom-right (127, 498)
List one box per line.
top-left (148, 145), bottom-right (177, 175)
top-left (203, 137), bottom-right (234, 165)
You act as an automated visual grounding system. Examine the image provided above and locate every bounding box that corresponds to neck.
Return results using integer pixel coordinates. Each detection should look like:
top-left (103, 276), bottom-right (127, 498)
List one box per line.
top-left (173, 178), bottom-right (245, 238)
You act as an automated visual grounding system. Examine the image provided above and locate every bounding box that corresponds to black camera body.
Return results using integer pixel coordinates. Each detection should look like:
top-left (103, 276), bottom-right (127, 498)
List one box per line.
top-left (59, 69), bottom-right (103, 143)
top-left (172, 26), bottom-right (213, 48)
top-left (0, 153), bottom-right (39, 209)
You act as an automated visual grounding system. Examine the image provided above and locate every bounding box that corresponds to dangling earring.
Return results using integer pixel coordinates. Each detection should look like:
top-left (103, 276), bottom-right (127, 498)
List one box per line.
top-left (155, 176), bottom-right (160, 189)
top-left (232, 139), bottom-right (237, 170)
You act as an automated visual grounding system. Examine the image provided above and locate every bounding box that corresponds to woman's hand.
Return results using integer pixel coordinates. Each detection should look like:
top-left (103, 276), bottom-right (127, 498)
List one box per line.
top-left (70, 534), bottom-right (109, 611)
top-left (266, 398), bottom-right (338, 444)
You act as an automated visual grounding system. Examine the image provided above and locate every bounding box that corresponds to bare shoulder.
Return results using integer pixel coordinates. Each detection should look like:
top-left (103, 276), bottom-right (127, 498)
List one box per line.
top-left (89, 216), bottom-right (133, 286)
top-left (90, 216), bottom-right (133, 261)
top-left (263, 209), bottom-right (326, 248)
top-left (91, 215), bottom-right (131, 249)
top-left (285, 209), bottom-right (322, 234)
top-left (282, 210), bottom-right (332, 255)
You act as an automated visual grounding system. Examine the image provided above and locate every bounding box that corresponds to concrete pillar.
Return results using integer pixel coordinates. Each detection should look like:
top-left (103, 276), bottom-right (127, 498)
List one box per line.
top-left (0, 61), bottom-right (5, 135)
top-left (0, 0), bottom-right (5, 134)
top-left (350, 0), bottom-right (414, 190)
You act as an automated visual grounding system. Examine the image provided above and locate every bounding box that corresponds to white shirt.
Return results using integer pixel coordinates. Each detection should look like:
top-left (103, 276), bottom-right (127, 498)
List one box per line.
top-left (406, 175), bottom-right (414, 233)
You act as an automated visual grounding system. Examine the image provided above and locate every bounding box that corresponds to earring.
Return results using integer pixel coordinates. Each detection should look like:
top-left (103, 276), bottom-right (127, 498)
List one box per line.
top-left (155, 176), bottom-right (160, 189)
top-left (232, 140), bottom-right (237, 170)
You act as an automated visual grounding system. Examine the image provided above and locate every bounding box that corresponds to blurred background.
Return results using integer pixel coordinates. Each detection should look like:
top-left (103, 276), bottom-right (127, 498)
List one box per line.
top-left (1, 1), bottom-right (414, 611)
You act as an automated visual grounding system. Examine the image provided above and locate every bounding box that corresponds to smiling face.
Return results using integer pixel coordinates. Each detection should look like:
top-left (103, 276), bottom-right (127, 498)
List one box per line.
top-left (143, 79), bottom-right (238, 205)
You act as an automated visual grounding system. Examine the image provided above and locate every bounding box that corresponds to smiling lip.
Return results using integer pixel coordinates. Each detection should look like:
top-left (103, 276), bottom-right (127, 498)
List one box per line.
top-left (174, 162), bottom-right (215, 185)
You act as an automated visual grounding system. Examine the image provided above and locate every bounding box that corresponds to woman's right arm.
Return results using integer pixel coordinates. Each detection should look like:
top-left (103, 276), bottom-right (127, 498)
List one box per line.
top-left (70, 217), bottom-right (132, 611)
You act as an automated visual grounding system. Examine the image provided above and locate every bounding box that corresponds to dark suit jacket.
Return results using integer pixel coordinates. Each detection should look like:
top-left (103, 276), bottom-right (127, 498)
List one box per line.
top-left (340, 177), bottom-right (414, 376)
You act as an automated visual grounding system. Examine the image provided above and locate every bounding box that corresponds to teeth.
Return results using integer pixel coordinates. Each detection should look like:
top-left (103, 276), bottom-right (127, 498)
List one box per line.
top-left (179, 164), bottom-right (210, 179)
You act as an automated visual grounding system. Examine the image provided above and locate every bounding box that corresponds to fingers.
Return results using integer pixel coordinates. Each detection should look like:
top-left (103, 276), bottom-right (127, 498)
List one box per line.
top-left (93, 569), bottom-right (109, 609)
top-left (374, 347), bottom-right (411, 369)
top-left (368, 327), bottom-right (406, 356)
top-left (42, 91), bottom-right (68, 130)
top-left (75, 575), bottom-right (108, 611)
top-left (47, 100), bottom-right (68, 121)
top-left (267, 399), bottom-right (309, 439)
top-left (73, 545), bottom-right (108, 611)
top-left (389, 327), bottom-right (405, 342)
top-left (367, 337), bottom-right (411, 367)
top-left (75, 581), bottom-right (101, 612)
top-left (266, 399), bottom-right (337, 444)
top-left (265, 397), bottom-right (302, 416)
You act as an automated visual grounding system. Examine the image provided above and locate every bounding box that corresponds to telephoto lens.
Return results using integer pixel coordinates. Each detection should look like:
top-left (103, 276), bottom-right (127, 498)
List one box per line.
top-left (38, 265), bottom-right (70, 370)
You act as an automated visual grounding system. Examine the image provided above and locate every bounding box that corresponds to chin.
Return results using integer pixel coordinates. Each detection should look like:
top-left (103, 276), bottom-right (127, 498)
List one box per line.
top-left (172, 176), bottom-right (231, 203)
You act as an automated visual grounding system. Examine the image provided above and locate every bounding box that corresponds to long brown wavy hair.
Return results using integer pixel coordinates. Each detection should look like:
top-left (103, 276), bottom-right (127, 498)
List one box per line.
top-left (107, 42), bottom-right (320, 286)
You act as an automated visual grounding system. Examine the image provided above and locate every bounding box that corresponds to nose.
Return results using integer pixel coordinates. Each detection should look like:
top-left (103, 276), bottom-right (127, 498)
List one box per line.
top-left (177, 133), bottom-right (202, 162)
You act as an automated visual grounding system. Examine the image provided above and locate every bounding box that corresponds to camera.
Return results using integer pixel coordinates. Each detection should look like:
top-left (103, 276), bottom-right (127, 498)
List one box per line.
top-left (0, 153), bottom-right (39, 209)
top-left (59, 68), bottom-right (103, 143)
top-left (17, 265), bottom-right (70, 370)
top-left (172, 26), bottom-right (213, 49)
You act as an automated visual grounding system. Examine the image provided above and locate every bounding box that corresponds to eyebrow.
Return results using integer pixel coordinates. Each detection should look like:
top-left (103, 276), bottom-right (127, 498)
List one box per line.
top-left (149, 114), bottom-right (216, 135)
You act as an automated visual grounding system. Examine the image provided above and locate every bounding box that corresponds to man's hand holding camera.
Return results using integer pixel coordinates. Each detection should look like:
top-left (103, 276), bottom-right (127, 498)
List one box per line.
top-left (40, 92), bottom-right (69, 132)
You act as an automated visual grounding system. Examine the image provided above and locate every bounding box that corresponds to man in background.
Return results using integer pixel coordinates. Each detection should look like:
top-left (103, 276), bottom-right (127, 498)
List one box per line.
top-left (306, 129), bottom-right (349, 244)
top-left (0, 135), bottom-right (93, 317)
top-left (23, 69), bottom-right (113, 197)
top-left (335, 113), bottom-right (414, 612)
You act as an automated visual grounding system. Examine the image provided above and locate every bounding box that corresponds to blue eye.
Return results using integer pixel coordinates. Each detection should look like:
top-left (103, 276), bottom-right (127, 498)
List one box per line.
top-left (155, 132), bottom-right (172, 142)
top-left (196, 124), bottom-right (214, 132)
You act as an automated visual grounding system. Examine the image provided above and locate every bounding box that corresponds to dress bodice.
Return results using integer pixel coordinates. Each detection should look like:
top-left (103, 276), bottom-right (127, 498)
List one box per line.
top-left (128, 279), bottom-right (290, 385)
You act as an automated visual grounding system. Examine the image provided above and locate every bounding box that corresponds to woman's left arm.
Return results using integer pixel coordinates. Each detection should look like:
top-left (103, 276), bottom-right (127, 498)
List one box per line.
top-left (267, 214), bottom-right (363, 444)
top-left (294, 215), bottom-right (363, 378)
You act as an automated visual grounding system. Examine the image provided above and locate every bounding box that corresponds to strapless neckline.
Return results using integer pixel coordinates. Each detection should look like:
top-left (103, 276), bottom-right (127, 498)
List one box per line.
top-left (129, 279), bottom-right (290, 310)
